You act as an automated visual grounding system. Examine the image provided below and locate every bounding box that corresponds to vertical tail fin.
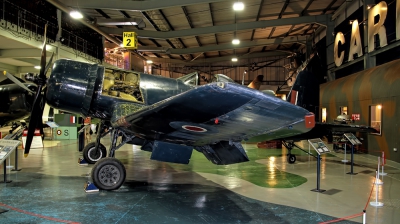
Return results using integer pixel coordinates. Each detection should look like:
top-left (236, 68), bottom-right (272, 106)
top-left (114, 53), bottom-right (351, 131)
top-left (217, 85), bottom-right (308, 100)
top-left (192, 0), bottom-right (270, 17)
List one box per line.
top-left (286, 70), bottom-right (319, 118)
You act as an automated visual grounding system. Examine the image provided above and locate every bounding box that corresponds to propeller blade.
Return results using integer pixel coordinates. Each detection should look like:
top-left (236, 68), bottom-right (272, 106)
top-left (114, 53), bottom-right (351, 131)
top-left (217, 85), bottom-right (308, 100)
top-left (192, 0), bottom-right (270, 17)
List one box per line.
top-left (44, 52), bottom-right (54, 75)
top-left (24, 24), bottom-right (49, 157)
top-left (24, 85), bottom-right (43, 157)
top-left (3, 71), bottom-right (35, 94)
top-left (39, 24), bottom-right (47, 80)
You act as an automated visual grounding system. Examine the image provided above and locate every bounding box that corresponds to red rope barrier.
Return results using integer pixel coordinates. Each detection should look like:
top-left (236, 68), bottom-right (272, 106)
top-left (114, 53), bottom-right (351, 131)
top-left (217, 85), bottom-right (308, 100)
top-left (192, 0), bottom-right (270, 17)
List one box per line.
top-left (364, 180), bottom-right (376, 211)
top-left (319, 180), bottom-right (377, 224)
top-left (319, 212), bottom-right (363, 224)
top-left (0, 202), bottom-right (80, 224)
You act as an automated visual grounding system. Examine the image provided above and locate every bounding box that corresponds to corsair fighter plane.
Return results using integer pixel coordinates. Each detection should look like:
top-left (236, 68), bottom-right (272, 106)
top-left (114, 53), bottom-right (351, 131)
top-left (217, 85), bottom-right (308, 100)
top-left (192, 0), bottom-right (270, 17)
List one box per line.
top-left (23, 25), bottom-right (315, 191)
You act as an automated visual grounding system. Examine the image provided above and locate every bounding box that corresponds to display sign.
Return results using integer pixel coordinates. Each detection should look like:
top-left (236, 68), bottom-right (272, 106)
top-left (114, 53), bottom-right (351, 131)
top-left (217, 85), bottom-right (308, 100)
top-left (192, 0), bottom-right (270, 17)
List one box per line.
top-left (334, 1), bottom-right (400, 67)
top-left (351, 114), bottom-right (360, 121)
top-left (0, 139), bottom-right (20, 163)
top-left (344, 133), bottom-right (362, 145)
top-left (123, 32), bottom-right (138, 49)
top-left (308, 138), bottom-right (330, 155)
top-left (54, 126), bottom-right (77, 140)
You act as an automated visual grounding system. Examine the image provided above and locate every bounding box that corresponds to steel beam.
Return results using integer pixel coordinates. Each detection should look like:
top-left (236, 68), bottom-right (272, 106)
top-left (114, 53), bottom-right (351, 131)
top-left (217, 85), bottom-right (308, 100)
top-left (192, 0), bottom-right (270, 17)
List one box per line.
top-left (0, 49), bottom-right (42, 58)
top-left (96, 18), bottom-right (143, 26)
top-left (145, 51), bottom-right (289, 65)
top-left (100, 15), bottom-right (328, 39)
top-left (137, 36), bottom-right (306, 54)
top-left (62, 0), bottom-right (229, 11)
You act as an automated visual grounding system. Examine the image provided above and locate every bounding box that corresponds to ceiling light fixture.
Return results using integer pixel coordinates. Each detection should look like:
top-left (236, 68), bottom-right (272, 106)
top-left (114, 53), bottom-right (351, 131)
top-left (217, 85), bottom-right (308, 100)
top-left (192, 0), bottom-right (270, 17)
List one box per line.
top-left (120, 43), bottom-right (124, 47)
top-left (70, 10), bottom-right (83, 19)
top-left (146, 60), bottom-right (153, 64)
top-left (34, 66), bottom-right (41, 69)
top-left (232, 38), bottom-right (240, 45)
top-left (233, 2), bottom-right (244, 11)
top-left (231, 57), bottom-right (238, 62)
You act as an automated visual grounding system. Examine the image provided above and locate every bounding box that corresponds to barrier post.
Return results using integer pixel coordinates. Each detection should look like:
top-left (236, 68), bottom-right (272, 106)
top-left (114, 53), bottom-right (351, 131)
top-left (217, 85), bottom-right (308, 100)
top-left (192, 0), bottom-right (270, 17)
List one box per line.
top-left (370, 170), bottom-right (384, 207)
top-left (342, 143), bottom-right (348, 163)
top-left (375, 157), bottom-right (383, 185)
top-left (363, 210), bottom-right (366, 224)
top-left (380, 151), bottom-right (387, 176)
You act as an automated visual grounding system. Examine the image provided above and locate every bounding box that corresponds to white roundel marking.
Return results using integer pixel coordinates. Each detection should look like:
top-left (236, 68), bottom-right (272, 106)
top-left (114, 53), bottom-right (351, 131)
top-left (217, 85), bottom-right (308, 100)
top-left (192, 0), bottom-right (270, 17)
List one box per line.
top-left (182, 125), bottom-right (207, 132)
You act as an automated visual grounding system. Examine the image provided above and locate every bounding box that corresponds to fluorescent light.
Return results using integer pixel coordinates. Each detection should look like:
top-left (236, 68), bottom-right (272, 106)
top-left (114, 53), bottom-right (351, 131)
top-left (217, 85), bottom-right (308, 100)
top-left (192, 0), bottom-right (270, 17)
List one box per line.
top-left (231, 58), bottom-right (238, 62)
top-left (146, 60), bottom-right (153, 64)
top-left (120, 43), bottom-right (124, 47)
top-left (34, 66), bottom-right (41, 69)
top-left (232, 38), bottom-right (240, 45)
top-left (70, 11), bottom-right (83, 19)
top-left (233, 2), bottom-right (244, 11)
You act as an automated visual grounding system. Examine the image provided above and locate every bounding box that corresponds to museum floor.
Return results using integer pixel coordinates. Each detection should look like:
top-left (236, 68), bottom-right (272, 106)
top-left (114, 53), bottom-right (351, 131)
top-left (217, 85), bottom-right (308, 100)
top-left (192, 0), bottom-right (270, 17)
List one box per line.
top-left (1, 135), bottom-right (400, 223)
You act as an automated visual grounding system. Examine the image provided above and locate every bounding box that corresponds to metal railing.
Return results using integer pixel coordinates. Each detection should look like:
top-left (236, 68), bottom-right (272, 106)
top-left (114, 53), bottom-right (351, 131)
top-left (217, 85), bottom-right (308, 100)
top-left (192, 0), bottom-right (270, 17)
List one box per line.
top-left (0, 0), bottom-right (103, 61)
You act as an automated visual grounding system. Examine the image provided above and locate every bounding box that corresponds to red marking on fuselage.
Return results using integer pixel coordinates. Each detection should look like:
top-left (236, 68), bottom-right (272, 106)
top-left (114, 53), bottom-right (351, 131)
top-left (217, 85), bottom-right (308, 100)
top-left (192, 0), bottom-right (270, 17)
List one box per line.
top-left (0, 202), bottom-right (80, 224)
top-left (290, 90), bottom-right (298, 105)
top-left (182, 125), bottom-right (207, 132)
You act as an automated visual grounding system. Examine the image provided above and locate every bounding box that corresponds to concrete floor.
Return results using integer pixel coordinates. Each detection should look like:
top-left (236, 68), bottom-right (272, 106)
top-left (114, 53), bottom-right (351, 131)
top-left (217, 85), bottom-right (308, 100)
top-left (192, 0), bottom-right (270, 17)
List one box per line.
top-left (0, 134), bottom-right (399, 224)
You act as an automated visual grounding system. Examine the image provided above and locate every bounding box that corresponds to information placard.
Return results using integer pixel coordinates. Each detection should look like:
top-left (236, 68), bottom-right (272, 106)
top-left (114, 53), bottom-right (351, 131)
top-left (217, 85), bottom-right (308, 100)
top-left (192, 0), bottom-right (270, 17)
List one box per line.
top-left (308, 138), bottom-right (330, 155)
top-left (343, 133), bottom-right (362, 145)
top-left (0, 139), bottom-right (20, 163)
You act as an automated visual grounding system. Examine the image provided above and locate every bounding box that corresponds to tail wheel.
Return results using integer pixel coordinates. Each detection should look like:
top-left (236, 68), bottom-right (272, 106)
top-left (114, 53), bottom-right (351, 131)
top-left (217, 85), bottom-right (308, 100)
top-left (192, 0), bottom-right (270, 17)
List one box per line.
top-left (287, 154), bottom-right (296, 164)
top-left (91, 157), bottom-right (126, 190)
top-left (82, 142), bottom-right (107, 164)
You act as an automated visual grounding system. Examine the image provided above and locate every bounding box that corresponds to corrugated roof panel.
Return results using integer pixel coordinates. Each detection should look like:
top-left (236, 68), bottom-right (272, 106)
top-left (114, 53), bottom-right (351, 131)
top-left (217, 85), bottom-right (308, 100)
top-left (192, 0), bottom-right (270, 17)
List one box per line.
top-left (161, 7), bottom-right (191, 30)
top-left (183, 4), bottom-right (212, 28)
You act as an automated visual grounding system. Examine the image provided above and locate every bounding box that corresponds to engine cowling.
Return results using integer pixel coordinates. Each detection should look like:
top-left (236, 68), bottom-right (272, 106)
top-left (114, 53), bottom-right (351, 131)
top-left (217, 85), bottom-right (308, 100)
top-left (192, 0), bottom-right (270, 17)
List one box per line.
top-left (46, 59), bottom-right (101, 117)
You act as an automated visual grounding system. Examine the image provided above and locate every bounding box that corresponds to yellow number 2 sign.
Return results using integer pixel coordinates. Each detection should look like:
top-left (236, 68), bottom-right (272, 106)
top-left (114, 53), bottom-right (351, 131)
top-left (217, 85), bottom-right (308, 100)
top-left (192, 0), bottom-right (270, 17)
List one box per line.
top-left (123, 32), bottom-right (138, 49)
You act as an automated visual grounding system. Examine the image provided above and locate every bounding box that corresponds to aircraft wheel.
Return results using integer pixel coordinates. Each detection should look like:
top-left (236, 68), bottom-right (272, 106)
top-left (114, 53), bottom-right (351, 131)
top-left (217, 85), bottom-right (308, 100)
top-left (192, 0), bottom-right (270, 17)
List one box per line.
top-left (91, 157), bottom-right (126, 191)
top-left (287, 154), bottom-right (296, 164)
top-left (82, 142), bottom-right (107, 164)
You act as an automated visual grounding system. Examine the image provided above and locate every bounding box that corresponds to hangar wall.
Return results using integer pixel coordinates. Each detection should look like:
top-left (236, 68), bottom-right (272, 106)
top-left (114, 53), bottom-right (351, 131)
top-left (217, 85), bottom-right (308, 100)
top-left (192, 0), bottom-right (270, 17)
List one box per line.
top-left (320, 58), bottom-right (400, 162)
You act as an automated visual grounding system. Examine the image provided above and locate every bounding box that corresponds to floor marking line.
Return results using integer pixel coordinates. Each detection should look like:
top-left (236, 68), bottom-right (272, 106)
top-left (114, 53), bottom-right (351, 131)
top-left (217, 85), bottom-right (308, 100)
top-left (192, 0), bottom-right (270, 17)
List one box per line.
top-left (0, 202), bottom-right (80, 224)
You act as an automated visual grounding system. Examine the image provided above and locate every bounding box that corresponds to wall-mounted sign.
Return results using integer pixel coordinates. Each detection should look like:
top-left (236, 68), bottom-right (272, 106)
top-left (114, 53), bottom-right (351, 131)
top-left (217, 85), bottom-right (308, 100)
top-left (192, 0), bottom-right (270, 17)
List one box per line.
top-left (123, 32), bottom-right (138, 49)
top-left (334, 1), bottom-right (399, 67)
top-left (351, 114), bottom-right (360, 121)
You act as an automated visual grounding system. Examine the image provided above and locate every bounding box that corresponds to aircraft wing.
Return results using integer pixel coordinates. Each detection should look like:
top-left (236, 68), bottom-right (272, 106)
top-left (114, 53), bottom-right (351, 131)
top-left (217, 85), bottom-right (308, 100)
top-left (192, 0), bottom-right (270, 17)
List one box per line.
top-left (111, 82), bottom-right (314, 146)
top-left (315, 122), bottom-right (378, 133)
top-left (278, 121), bottom-right (378, 142)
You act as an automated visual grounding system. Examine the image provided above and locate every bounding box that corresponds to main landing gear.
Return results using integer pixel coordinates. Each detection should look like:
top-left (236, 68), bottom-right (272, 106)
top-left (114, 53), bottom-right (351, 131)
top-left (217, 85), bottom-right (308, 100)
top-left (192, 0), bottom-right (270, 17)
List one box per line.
top-left (90, 126), bottom-right (135, 191)
top-left (82, 120), bottom-right (110, 164)
top-left (282, 140), bottom-right (317, 164)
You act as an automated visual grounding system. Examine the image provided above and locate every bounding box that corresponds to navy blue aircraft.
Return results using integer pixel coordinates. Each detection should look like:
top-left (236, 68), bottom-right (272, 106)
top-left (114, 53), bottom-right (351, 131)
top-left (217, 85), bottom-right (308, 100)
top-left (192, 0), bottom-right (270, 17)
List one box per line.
top-left (22, 25), bottom-right (315, 191)
top-left (0, 73), bottom-right (36, 130)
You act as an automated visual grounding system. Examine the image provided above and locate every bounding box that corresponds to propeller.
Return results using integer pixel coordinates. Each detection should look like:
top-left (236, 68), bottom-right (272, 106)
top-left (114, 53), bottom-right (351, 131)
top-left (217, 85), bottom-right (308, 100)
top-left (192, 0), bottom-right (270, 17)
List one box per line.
top-left (24, 24), bottom-right (53, 157)
top-left (2, 71), bottom-right (35, 94)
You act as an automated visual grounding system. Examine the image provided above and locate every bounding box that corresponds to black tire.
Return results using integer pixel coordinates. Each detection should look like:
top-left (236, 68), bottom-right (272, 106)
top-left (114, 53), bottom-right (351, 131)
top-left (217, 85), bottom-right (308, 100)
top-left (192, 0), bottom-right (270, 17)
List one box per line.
top-left (287, 154), bottom-right (296, 164)
top-left (91, 157), bottom-right (126, 190)
top-left (82, 142), bottom-right (107, 164)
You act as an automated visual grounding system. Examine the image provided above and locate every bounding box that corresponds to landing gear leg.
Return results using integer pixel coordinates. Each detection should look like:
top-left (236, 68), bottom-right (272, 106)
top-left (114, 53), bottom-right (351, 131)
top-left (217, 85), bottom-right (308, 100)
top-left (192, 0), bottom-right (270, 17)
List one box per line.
top-left (108, 129), bottom-right (118, 158)
top-left (283, 141), bottom-right (296, 164)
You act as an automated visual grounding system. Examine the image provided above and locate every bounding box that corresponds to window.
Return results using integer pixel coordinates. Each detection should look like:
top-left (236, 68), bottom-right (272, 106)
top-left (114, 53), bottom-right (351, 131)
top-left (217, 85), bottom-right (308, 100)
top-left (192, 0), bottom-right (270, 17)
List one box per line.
top-left (370, 105), bottom-right (382, 135)
top-left (339, 106), bottom-right (348, 115)
top-left (321, 108), bottom-right (327, 122)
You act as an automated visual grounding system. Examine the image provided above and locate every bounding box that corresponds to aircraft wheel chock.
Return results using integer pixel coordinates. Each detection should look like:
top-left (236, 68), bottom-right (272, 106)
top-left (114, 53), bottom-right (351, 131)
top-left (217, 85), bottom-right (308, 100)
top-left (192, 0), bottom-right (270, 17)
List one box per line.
top-left (287, 154), bottom-right (296, 164)
top-left (83, 142), bottom-right (107, 164)
top-left (91, 157), bottom-right (126, 191)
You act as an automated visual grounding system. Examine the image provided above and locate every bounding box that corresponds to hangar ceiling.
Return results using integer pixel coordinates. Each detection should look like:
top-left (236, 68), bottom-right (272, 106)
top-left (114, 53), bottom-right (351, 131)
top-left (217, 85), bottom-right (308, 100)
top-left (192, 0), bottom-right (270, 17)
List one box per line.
top-left (0, 0), bottom-right (345, 74)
